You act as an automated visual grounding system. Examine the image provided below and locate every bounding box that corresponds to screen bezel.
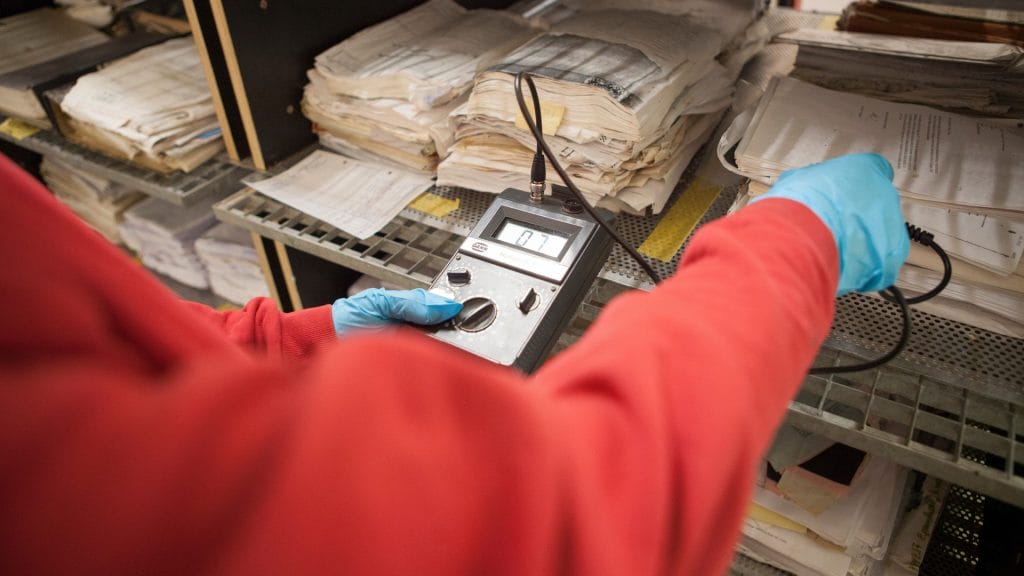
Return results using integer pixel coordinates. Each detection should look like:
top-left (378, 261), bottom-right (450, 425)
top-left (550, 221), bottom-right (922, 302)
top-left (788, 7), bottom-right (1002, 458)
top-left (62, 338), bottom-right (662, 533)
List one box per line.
top-left (480, 205), bottom-right (583, 261)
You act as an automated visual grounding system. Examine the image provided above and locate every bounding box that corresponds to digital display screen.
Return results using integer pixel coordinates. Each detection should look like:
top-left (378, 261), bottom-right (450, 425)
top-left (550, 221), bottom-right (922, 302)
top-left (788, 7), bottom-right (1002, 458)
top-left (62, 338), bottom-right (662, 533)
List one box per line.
top-left (493, 218), bottom-right (570, 258)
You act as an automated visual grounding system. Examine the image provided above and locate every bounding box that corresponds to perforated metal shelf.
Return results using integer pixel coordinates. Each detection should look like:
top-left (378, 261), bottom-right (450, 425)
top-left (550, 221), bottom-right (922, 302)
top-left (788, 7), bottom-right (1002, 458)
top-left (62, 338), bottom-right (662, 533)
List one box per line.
top-left (0, 118), bottom-right (248, 206)
top-left (214, 165), bottom-right (1024, 508)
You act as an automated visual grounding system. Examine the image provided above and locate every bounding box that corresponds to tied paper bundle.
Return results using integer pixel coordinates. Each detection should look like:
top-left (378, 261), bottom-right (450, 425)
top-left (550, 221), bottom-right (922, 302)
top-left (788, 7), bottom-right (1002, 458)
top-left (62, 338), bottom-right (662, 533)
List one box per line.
top-left (723, 76), bottom-right (1024, 337)
top-left (437, 0), bottom-right (766, 214)
top-left (119, 196), bottom-right (218, 289)
top-left (195, 223), bottom-right (270, 305)
top-left (777, 28), bottom-right (1024, 117)
top-left (59, 37), bottom-right (223, 173)
top-left (40, 154), bottom-right (145, 244)
top-left (301, 0), bottom-right (542, 173)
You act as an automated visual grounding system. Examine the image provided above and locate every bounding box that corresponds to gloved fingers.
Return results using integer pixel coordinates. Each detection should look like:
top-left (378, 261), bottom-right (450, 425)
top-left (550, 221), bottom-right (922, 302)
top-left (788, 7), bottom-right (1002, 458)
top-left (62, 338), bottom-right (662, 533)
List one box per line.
top-left (380, 288), bottom-right (463, 325)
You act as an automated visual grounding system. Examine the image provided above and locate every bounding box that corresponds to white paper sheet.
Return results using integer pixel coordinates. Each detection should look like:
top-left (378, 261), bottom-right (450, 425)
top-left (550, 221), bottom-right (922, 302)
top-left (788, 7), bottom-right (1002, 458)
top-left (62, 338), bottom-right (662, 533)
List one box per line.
top-left (248, 150), bottom-right (433, 240)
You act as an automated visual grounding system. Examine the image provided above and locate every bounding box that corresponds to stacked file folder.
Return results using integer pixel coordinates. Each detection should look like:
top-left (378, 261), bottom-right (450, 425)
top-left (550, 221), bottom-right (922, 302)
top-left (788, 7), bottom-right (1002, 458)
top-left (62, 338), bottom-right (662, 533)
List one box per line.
top-left (119, 196), bottom-right (218, 289)
top-left (58, 37), bottom-right (224, 173)
top-left (195, 223), bottom-right (270, 305)
top-left (0, 8), bottom-right (108, 127)
top-left (301, 0), bottom-right (540, 173)
top-left (741, 433), bottom-right (910, 576)
top-left (437, 1), bottom-right (764, 214)
top-left (40, 154), bottom-right (146, 244)
top-left (723, 76), bottom-right (1024, 337)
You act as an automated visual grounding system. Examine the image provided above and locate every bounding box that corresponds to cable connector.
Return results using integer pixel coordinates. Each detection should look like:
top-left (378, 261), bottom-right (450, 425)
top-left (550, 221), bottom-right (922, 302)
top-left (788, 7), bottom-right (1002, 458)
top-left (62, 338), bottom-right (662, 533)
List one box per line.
top-left (906, 223), bottom-right (934, 245)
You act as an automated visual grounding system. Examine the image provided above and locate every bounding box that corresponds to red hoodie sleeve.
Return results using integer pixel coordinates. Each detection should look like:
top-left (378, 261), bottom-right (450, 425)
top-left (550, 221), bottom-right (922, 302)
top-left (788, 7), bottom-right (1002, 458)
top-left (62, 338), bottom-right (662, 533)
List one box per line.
top-left (182, 299), bottom-right (336, 361)
top-left (1, 148), bottom-right (837, 576)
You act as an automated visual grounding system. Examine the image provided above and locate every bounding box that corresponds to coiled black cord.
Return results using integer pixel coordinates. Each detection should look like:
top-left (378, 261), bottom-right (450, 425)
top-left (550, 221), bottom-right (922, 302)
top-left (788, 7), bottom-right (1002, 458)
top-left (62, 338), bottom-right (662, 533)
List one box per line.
top-left (513, 71), bottom-right (663, 284)
top-left (810, 224), bottom-right (952, 374)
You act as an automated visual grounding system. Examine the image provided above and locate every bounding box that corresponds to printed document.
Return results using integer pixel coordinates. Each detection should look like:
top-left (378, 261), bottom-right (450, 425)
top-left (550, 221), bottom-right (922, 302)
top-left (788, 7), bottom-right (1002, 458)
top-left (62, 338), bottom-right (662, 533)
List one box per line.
top-left (248, 150), bottom-right (433, 240)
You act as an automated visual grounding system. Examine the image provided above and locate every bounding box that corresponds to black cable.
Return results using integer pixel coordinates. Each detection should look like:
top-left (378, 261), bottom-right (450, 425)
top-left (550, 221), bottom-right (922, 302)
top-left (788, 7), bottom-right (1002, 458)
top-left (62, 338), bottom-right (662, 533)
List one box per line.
top-left (514, 71), bottom-right (663, 285)
top-left (901, 223), bottom-right (952, 304)
top-left (810, 224), bottom-right (953, 374)
top-left (809, 286), bottom-right (912, 375)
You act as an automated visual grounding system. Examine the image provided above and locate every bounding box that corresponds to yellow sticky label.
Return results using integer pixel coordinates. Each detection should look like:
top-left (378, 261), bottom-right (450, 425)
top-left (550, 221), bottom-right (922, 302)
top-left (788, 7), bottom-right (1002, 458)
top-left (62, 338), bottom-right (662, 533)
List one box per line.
top-left (748, 503), bottom-right (808, 533)
top-left (515, 101), bottom-right (564, 135)
top-left (0, 118), bottom-right (41, 140)
top-left (408, 192), bottom-right (461, 218)
top-left (817, 15), bottom-right (839, 30)
top-left (639, 176), bottom-right (721, 262)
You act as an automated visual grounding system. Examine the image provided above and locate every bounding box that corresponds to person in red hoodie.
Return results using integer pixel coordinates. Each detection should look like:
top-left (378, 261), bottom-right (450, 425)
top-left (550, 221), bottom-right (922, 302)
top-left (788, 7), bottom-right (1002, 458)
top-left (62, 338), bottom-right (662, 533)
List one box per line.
top-left (0, 151), bottom-right (907, 575)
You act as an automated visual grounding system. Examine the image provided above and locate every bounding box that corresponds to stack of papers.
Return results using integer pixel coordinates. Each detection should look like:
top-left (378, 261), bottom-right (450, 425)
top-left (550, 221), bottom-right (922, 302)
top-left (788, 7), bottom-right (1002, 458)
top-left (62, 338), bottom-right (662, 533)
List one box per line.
top-left (724, 76), bottom-right (1024, 336)
top-left (741, 433), bottom-right (909, 576)
top-left (778, 28), bottom-right (1024, 117)
top-left (195, 223), bottom-right (270, 305)
top-left (40, 154), bottom-right (145, 244)
top-left (119, 196), bottom-right (218, 289)
top-left (59, 37), bottom-right (223, 173)
top-left (0, 8), bottom-right (108, 126)
top-left (437, 0), bottom-right (764, 214)
top-left (301, 0), bottom-right (540, 173)
top-left (839, 0), bottom-right (1024, 46)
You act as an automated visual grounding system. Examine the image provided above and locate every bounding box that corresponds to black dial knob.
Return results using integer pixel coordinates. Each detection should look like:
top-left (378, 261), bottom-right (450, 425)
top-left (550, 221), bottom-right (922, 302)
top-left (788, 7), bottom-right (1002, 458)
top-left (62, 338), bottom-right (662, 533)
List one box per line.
top-left (454, 297), bottom-right (497, 333)
top-left (518, 288), bottom-right (539, 313)
top-left (447, 268), bottom-right (471, 286)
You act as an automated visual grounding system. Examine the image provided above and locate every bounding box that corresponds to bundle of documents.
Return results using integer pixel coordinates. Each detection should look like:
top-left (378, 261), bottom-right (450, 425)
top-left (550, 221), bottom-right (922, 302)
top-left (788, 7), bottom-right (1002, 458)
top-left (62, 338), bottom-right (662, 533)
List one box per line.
top-left (40, 155), bottom-right (145, 244)
top-left (195, 223), bottom-right (270, 305)
top-left (119, 196), bottom-right (218, 289)
top-left (437, 0), bottom-right (764, 214)
top-left (0, 8), bottom-right (108, 126)
top-left (778, 28), bottom-right (1024, 116)
top-left (301, 0), bottom-right (541, 173)
top-left (59, 37), bottom-right (224, 173)
top-left (724, 76), bottom-right (1024, 336)
top-left (741, 433), bottom-right (909, 576)
top-left (839, 1), bottom-right (1024, 46)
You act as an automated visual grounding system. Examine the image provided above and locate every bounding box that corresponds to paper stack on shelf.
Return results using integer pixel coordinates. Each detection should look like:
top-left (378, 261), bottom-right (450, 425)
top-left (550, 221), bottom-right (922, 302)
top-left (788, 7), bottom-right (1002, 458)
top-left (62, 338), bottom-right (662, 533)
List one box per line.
top-left (58, 37), bottom-right (224, 173)
top-left (195, 223), bottom-right (269, 305)
top-left (723, 76), bottom-right (1024, 336)
top-left (777, 28), bottom-right (1024, 117)
top-left (740, 433), bottom-right (909, 576)
top-left (0, 7), bottom-right (108, 126)
top-left (119, 196), bottom-right (218, 289)
top-left (301, 0), bottom-right (541, 173)
top-left (39, 154), bottom-right (146, 244)
top-left (436, 0), bottom-right (765, 215)
top-left (839, 1), bottom-right (1024, 46)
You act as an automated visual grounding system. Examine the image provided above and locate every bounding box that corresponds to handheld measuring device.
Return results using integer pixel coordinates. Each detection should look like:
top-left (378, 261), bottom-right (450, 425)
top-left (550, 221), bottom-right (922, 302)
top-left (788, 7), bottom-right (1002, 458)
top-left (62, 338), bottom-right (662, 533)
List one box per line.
top-left (425, 188), bottom-right (614, 373)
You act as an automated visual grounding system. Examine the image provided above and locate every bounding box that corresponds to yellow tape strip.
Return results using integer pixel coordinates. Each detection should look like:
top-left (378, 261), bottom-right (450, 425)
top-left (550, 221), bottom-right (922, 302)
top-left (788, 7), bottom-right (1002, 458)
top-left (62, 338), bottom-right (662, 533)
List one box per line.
top-left (408, 192), bottom-right (461, 218)
top-left (639, 176), bottom-right (722, 262)
top-left (0, 118), bottom-right (41, 140)
top-left (514, 101), bottom-right (565, 135)
top-left (818, 15), bottom-right (839, 30)
top-left (748, 503), bottom-right (808, 534)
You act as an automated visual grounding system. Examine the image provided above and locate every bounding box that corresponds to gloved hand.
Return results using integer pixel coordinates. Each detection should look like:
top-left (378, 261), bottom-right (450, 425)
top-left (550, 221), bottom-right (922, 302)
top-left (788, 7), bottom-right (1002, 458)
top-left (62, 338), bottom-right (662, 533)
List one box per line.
top-left (750, 153), bottom-right (909, 296)
top-left (331, 288), bottom-right (462, 335)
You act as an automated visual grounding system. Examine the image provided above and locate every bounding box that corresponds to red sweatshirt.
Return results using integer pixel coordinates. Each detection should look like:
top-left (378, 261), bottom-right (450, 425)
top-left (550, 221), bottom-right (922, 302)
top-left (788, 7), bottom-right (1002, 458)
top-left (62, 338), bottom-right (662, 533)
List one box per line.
top-left (0, 152), bottom-right (837, 575)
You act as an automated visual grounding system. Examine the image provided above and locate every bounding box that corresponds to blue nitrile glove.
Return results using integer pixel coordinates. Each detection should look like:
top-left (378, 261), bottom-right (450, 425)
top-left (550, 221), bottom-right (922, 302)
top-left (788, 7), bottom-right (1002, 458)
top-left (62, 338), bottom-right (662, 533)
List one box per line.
top-left (331, 288), bottom-right (463, 335)
top-left (750, 153), bottom-right (909, 296)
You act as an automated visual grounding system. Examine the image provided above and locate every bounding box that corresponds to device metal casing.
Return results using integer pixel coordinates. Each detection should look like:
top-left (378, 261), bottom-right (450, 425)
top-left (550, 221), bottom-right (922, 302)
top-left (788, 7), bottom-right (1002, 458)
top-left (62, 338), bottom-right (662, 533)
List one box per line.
top-left (425, 188), bottom-right (614, 373)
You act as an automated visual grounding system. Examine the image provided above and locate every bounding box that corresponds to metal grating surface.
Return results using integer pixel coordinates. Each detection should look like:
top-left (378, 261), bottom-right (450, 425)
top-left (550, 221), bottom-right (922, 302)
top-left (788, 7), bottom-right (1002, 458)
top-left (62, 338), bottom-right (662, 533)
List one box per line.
top-left (0, 118), bottom-right (248, 206)
top-left (214, 165), bottom-right (1024, 507)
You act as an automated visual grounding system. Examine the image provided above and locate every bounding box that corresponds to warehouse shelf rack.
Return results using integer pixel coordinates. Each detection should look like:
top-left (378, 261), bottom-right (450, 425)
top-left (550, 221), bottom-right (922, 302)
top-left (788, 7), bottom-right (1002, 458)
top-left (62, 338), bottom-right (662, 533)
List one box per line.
top-left (0, 116), bottom-right (248, 206)
top-left (214, 169), bottom-right (1024, 511)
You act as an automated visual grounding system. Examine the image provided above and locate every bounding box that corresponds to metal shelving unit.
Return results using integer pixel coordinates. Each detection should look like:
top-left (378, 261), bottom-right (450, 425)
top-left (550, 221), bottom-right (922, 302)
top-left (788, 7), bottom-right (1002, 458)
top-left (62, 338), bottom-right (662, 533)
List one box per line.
top-left (215, 169), bottom-right (1024, 511)
top-left (0, 118), bottom-right (248, 206)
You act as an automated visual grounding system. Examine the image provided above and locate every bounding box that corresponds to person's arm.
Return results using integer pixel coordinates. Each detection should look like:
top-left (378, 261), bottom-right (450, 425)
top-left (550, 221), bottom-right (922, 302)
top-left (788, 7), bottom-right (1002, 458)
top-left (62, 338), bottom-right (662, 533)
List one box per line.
top-left (0, 198), bottom-right (835, 575)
